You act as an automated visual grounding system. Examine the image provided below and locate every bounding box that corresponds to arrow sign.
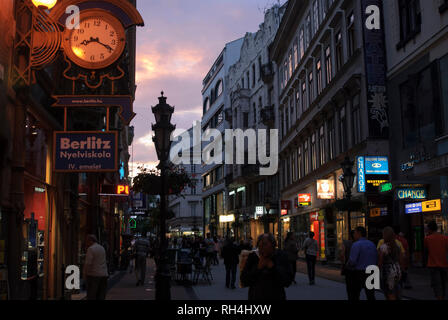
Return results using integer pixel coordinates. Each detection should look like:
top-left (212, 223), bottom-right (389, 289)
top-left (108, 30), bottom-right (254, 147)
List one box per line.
top-left (52, 95), bottom-right (136, 124)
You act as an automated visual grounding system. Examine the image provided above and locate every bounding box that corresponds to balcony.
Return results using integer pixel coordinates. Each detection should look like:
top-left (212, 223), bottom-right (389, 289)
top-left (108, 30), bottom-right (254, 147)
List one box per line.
top-left (261, 62), bottom-right (274, 83)
top-left (261, 105), bottom-right (275, 126)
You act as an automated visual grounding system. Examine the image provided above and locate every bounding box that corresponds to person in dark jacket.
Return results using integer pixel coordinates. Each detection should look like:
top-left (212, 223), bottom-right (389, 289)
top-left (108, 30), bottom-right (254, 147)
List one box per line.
top-left (240, 233), bottom-right (293, 300)
top-left (284, 232), bottom-right (299, 284)
top-left (221, 237), bottom-right (241, 289)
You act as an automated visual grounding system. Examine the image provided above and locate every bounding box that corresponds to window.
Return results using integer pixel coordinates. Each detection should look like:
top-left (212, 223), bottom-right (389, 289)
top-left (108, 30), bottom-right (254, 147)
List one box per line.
top-left (319, 125), bottom-right (326, 166)
top-left (297, 146), bottom-right (303, 179)
top-left (339, 107), bottom-right (347, 153)
top-left (299, 28), bottom-right (305, 59)
top-left (258, 56), bottom-right (262, 81)
top-left (304, 139), bottom-right (310, 175)
top-left (313, 0), bottom-right (320, 36)
top-left (215, 80), bottom-right (223, 98)
top-left (441, 54), bottom-right (448, 135)
top-left (247, 72), bottom-right (250, 89)
top-left (398, 0), bottom-right (421, 48)
top-left (316, 59), bottom-right (322, 94)
top-left (288, 51), bottom-right (293, 80)
top-left (308, 71), bottom-right (314, 105)
top-left (253, 103), bottom-right (257, 125)
top-left (335, 31), bottom-right (343, 73)
top-left (311, 133), bottom-right (318, 171)
top-left (351, 95), bottom-right (362, 145)
top-left (285, 60), bottom-right (289, 84)
top-left (306, 14), bottom-right (312, 48)
top-left (285, 103), bottom-right (290, 131)
top-left (252, 64), bottom-right (256, 87)
top-left (243, 112), bottom-right (249, 129)
top-left (242, 77), bottom-right (245, 89)
top-left (302, 81), bottom-right (308, 111)
top-left (296, 89), bottom-right (302, 119)
top-left (293, 40), bottom-right (298, 69)
top-left (203, 98), bottom-right (209, 114)
top-left (328, 117), bottom-right (335, 160)
top-left (286, 156), bottom-right (291, 186)
top-left (400, 67), bottom-right (436, 148)
top-left (278, 66), bottom-right (283, 91)
top-left (292, 151), bottom-right (297, 182)
top-left (217, 108), bottom-right (224, 124)
top-left (347, 12), bottom-right (355, 57)
top-left (290, 97), bottom-right (295, 127)
top-left (325, 46), bottom-right (332, 85)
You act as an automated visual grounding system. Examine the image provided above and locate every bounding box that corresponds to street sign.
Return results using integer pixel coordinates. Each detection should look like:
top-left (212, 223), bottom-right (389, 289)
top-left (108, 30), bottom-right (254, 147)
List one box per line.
top-left (53, 131), bottom-right (118, 172)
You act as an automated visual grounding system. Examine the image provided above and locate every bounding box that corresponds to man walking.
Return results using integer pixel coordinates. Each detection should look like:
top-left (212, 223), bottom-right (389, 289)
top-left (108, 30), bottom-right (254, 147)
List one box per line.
top-left (302, 232), bottom-right (318, 285)
top-left (221, 237), bottom-right (241, 289)
top-left (84, 235), bottom-right (109, 300)
top-left (134, 236), bottom-right (151, 286)
top-left (346, 226), bottom-right (378, 301)
top-left (424, 221), bottom-right (448, 300)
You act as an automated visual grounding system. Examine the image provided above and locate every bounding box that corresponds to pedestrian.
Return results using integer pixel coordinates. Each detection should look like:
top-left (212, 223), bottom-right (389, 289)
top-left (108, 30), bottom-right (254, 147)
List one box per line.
top-left (83, 234), bottom-right (109, 300)
top-left (222, 237), bottom-right (241, 289)
top-left (204, 233), bottom-right (215, 264)
top-left (424, 221), bottom-right (448, 300)
top-left (346, 226), bottom-right (378, 301)
top-left (284, 232), bottom-right (299, 284)
top-left (378, 227), bottom-right (403, 300)
top-left (394, 227), bottom-right (411, 289)
top-left (240, 233), bottom-right (293, 300)
top-left (213, 236), bottom-right (220, 265)
top-left (340, 230), bottom-right (356, 300)
top-left (129, 236), bottom-right (136, 274)
top-left (302, 231), bottom-right (318, 285)
top-left (134, 236), bottom-right (151, 286)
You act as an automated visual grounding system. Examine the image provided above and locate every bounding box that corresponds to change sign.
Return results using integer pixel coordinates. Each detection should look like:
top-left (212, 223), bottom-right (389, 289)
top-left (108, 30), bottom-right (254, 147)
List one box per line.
top-left (54, 131), bottom-right (118, 172)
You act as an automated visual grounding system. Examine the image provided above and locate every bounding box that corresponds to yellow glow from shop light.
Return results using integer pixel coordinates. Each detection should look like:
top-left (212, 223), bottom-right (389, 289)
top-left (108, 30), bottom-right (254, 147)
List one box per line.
top-left (72, 47), bottom-right (85, 59)
top-left (32, 0), bottom-right (58, 9)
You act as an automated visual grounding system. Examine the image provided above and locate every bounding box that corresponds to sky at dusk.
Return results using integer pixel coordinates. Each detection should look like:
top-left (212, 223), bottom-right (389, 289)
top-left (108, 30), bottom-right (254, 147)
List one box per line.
top-left (130, 0), bottom-right (285, 176)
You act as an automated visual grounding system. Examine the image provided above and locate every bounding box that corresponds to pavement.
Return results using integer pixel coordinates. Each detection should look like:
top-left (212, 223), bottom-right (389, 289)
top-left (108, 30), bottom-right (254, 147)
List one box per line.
top-left (102, 258), bottom-right (384, 300)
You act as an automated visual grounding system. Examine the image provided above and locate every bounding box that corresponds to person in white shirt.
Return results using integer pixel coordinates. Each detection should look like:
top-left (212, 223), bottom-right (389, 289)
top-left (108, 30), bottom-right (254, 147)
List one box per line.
top-left (302, 232), bottom-right (318, 285)
top-left (84, 234), bottom-right (109, 300)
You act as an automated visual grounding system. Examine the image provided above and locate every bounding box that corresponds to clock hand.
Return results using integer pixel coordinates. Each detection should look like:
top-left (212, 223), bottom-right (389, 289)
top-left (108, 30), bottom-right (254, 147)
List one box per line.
top-left (80, 37), bottom-right (96, 46)
top-left (96, 39), bottom-right (114, 53)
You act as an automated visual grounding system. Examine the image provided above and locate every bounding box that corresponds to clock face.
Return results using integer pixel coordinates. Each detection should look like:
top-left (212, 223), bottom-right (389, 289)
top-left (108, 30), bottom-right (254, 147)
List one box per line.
top-left (64, 10), bottom-right (126, 70)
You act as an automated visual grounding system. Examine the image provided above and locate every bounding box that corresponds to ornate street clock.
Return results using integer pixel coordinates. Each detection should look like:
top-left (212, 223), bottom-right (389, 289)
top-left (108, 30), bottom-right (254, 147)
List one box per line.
top-left (63, 10), bottom-right (126, 70)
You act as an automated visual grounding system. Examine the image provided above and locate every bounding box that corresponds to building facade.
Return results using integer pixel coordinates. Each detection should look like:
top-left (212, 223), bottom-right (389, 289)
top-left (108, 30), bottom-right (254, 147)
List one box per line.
top-left (224, 4), bottom-right (285, 243)
top-left (168, 127), bottom-right (203, 237)
top-left (271, 0), bottom-right (391, 263)
top-left (384, 0), bottom-right (448, 265)
top-left (201, 39), bottom-right (243, 237)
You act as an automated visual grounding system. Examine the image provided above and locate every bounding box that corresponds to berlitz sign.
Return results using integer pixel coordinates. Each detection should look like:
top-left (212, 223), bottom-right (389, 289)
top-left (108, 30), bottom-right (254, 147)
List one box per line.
top-left (53, 131), bottom-right (118, 172)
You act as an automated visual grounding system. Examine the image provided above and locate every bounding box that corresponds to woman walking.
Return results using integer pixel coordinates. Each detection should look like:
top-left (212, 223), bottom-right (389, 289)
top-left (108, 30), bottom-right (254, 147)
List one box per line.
top-left (284, 232), bottom-right (299, 284)
top-left (378, 227), bottom-right (403, 300)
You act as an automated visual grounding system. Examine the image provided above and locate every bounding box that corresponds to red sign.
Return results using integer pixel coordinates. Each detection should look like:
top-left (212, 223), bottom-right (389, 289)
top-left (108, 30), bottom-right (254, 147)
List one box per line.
top-left (281, 200), bottom-right (292, 210)
top-left (117, 185), bottom-right (130, 195)
top-left (310, 212), bottom-right (319, 222)
top-left (298, 194), bottom-right (312, 206)
top-left (281, 209), bottom-right (288, 216)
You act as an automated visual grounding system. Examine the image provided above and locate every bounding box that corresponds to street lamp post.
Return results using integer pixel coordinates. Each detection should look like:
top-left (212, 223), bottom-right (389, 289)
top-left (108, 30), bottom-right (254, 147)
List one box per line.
top-left (340, 156), bottom-right (356, 237)
top-left (151, 92), bottom-right (175, 301)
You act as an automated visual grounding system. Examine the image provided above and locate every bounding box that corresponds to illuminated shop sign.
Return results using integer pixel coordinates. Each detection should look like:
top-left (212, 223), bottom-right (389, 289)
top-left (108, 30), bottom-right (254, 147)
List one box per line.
top-left (281, 209), bottom-right (288, 216)
top-left (317, 180), bottom-right (335, 200)
top-left (396, 188), bottom-right (427, 200)
top-left (298, 194), bottom-right (311, 207)
top-left (379, 182), bottom-right (393, 193)
top-left (255, 206), bottom-right (265, 219)
top-left (357, 157), bottom-right (366, 193)
top-left (367, 179), bottom-right (389, 187)
top-left (117, 185), bottom-right (130, 195)
top-left (54, 131), bottom-right (118, 172)
top-left (365, 157), bottom-right (389, 175)
top-left (219, 215), bottom-right (235, 223)
top-left (405, 199), bottom-right (441, 214)
top-left (370, 207), bottom-right (388, 218)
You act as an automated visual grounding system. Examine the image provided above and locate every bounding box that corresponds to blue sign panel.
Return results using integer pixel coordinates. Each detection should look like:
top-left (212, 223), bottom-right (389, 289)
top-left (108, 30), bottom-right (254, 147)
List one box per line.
top-left (54, 131), bottom-right (118, 172)
top-left (365, 156), bottom-right (389, 175)
top-left (397, 188), bottom-right (427, 200)
top-left (357, 157), bottom-right (366, 193)
top-left (405, 202), bottom-right (423, 214)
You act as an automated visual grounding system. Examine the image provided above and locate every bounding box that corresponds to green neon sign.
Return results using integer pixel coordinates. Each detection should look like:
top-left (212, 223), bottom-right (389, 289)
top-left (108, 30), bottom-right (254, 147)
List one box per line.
top-left (129, 218), bottom-right (137, 229)
top-left (379, 182), bottom-right (393, 193)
